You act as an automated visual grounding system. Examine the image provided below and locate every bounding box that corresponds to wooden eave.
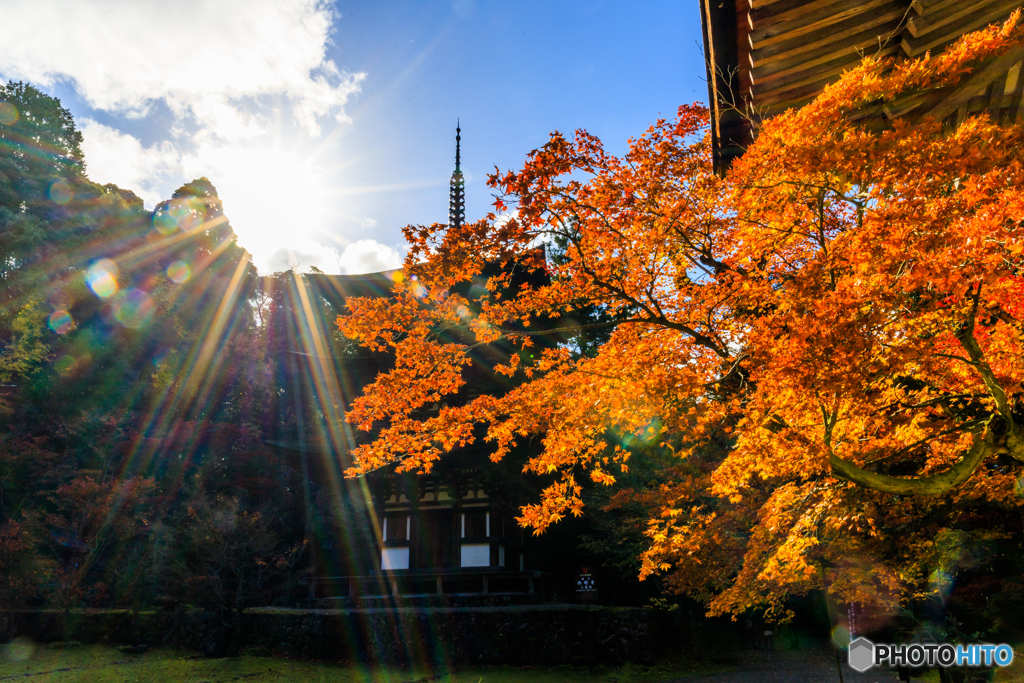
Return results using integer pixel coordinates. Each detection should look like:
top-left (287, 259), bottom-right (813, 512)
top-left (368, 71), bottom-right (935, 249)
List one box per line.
top-left (702, 0), bottom-right (1024, 174)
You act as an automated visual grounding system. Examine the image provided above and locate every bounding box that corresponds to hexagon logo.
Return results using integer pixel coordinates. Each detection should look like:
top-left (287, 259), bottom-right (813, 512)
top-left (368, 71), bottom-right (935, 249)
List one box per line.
top-left (848, 637), bottom-right (875, 672)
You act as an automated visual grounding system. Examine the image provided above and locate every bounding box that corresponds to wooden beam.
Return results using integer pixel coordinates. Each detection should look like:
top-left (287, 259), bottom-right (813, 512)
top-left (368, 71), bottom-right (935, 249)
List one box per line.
top-left (882, 91), bottom-right (935, 119)
top-left (752, 47), bottom-right (899, 99)
top-left (912, 0), bottom-right (979, 17)
top-left (701, 0), bottom-right (722, 150)
top-left (749, 0), bottom-right (893, 51)
top-left (748, 0), bottom-right (846, 32)
top-left (950, 91), bottom-right (1010, 117)
top-left (749, 0), bottom-right (791, 8)
top-left (750, 2), bottom-right (909, 67)
top-left (846, 101), bottom-right (890, 123)
top-left (760, 93), bottom-right (820, 116)
top-left (1016, 72), bottom-right (1024, 122)
top-left (907, 0), bottom-right (1008, 38)
top-left (902, 2), bottom-right (1019, 56)
top-left (1005, 59), bottom-right (1021, 97)
top-left (985, 78), bottom-right (1000, 112)
top-left (1003, 60), bottom-right (1024, 124)
top-left (986, 92), bottom-right (1016, 115)
top-left (956, 104), bottom-right (968, 128)
top-left (750, 25), bottom-right (901, 83)
top-left (719, 121), bottom-right (753, 143)
top-left (756, 69), bottom-right (865, 110)
top-left (882, 85), bottom-right (1024, 123)
top-left (919, 43), bottom-right (1024, 121)
top-left (737, 4), bottom-right (753, 93)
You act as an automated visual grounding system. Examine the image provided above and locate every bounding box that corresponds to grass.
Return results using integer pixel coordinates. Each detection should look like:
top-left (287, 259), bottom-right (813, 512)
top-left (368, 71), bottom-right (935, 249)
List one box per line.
top-left (0, 641), bottom-right (732, 683)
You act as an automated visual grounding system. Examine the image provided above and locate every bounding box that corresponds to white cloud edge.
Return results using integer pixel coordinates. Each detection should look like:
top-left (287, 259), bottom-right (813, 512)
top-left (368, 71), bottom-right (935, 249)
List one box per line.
top-left (0, 0), bottom-right (389, 277)
top-left (0, 0), bottom-right (364, 138)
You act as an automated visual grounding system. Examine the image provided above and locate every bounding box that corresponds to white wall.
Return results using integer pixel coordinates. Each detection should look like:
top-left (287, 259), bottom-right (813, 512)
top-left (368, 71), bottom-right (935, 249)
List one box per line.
top-left (381, 547), bottom-right (410, 570)
top-left (460, 543), bottom-right (490, 567)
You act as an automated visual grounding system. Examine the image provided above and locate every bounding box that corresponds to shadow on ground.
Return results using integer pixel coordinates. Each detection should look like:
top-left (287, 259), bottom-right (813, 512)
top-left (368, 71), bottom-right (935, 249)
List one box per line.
top-left (0, 641), bottom-right (913, 683)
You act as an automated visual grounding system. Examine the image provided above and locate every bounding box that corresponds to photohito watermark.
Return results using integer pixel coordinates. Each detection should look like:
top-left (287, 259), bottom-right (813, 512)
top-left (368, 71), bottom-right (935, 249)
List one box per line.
top-left (847, 638), bottom-right (1014, 673)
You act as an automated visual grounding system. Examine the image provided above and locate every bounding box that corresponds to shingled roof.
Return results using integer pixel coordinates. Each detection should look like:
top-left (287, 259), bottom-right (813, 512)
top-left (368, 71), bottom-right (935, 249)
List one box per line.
top-left (701, 0), bottom-right (1024, 173)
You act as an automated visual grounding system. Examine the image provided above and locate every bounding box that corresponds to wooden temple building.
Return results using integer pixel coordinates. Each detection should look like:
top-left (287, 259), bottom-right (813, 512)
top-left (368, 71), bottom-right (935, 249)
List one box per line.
top-left (297, 266), bottom-right (559, 604)
top-left (272, 127), bottom-right (569, 606)
top-left (701, 0), bottom-right (1024, 171)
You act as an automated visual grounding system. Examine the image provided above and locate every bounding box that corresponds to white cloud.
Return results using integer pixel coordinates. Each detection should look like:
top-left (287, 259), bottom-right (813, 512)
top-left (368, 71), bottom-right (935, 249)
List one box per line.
top-left (263, 238), bottom-right (341, 274)
top-left (176, 144), bottom-right (334, 269)
top-left (260, 238), bottom-right (404, 276)
top-left (339, 240), bottom-right (404, 274)
top-left (494, 209), bottom-right (519, 228)
top-left (78, 120), bottom-right (345, 273)
top-left (80, 119), bottom-right (180, 206)
top-left (77, 121), bottom-right (401, 277)
top-left (0, 1), bottom-right (376, 276)
top-left (0, 0), bottom-right (363, 137)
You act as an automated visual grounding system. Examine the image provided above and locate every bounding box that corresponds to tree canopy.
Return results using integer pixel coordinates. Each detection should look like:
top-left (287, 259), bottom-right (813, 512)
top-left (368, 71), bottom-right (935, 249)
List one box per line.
top-left (337, 15), bottom-right (1024, 618)
top-left (0, 81), bottom-right (321, 646)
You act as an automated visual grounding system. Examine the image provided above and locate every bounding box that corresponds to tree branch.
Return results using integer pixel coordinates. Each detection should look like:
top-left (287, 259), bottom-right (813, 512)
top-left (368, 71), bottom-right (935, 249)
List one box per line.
top-left (829, 430), bottom-right (992, 496)
top-left (953, 283), bottom-right (1024, 461)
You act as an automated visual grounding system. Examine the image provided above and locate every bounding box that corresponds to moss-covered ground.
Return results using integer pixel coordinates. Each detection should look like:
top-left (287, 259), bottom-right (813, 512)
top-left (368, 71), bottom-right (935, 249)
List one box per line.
top-left (0, 641), bottom-right (733, 682)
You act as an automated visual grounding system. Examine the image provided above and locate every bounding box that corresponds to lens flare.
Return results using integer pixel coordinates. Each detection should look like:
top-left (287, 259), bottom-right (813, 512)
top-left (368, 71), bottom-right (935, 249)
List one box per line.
top-left (153, 212), bottom-right (177, 235)
top-left (173, 197), bottom-right (206, 230)
top-left (832, 625), bottom-right (850, 647)
top-left (154, 196), bottom-right (207, 235)
top-left (0, 103), bottom-right (17, 126)
top-left (86, 260), bottom-right (119, 299)
top-left (410, 275), bottom-right (427, 299)
top-left (48, 180), bottom-right (73, 205)
top-left (54, 355), bottom-right (77, 376)
top-left (3, 637), bottom-right (33, 662)
top-left (930, 568), bottom-right (955, 600)
top-left (114, 289), bottom-right (154, 329)
top-left (47, 309), bottom-right (74, 335)
top-left (167, 261), bottom-right (191, 284)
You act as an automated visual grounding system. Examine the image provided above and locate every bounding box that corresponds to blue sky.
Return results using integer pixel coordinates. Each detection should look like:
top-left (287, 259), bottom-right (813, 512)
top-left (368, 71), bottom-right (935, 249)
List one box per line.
top-left (0, 0), bottom-right (708, 274)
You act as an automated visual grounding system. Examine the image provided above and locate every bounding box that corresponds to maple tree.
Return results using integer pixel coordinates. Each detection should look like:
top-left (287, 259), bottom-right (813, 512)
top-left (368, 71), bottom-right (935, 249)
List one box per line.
top-left (338, 15), bottom-right (1024, 617)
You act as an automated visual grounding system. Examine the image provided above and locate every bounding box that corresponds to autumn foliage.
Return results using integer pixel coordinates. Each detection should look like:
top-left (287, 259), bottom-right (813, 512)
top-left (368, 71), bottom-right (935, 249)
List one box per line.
top-left (0, 81), bottom-right (316, 642)
top-left (338, 15), bottom-right (1024, 618)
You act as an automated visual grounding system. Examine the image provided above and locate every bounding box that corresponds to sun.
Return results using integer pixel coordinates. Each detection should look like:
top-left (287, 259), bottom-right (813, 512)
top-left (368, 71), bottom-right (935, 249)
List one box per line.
top-left (200, 146), bottom-right (330, 272)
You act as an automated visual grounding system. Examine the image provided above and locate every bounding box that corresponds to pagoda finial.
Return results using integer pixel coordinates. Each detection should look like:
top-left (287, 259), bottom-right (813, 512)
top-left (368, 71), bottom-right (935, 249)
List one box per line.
top-left (455, 119), bottom-right (461, 171)
top-left (449, 121), bottom-right (465, 229)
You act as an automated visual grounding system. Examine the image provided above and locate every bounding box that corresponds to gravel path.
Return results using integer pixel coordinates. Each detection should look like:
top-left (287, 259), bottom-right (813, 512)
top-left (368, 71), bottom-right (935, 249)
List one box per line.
top-left (666, 649), bottom-right (902, 683)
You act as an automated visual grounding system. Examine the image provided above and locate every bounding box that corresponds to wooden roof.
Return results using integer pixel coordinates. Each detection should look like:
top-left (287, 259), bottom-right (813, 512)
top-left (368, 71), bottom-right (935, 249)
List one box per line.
top-left (305, 271), bottom-right (401, 312)
top-left (701, 0), bottom-right (1024, 172)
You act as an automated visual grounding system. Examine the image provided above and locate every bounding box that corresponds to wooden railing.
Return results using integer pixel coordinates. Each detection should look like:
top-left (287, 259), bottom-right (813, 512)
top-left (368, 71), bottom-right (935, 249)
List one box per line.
top-left (306, 569), bottom-right (554, 602)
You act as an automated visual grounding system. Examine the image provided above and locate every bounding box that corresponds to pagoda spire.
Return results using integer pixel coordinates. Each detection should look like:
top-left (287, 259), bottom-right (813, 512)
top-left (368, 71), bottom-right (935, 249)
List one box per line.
top-left (449, 121), bottom-right (465, 229)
